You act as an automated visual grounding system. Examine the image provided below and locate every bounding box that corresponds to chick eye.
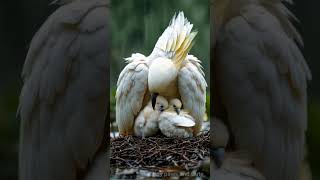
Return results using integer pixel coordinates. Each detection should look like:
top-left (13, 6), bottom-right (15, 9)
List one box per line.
top-left (173, 105), bottom-right (176, 108)
top-left (160, 105), bottom-right (164, 108)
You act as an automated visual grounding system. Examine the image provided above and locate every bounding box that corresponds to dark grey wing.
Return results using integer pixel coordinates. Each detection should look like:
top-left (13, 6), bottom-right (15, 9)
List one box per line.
top-left (18, 1), bottom-right (109, 180)
top-left (214, 3), bottom-right (310, 180)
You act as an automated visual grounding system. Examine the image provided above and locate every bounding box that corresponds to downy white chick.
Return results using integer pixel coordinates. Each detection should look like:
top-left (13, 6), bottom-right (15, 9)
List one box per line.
top-left (134, 96), bottom-right (168, 138)
top-left (159, 98), bottom-right (195, 138)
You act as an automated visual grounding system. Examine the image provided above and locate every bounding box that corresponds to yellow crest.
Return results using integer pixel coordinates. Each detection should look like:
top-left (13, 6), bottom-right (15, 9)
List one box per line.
top-left (153, 11), bottom-right (197, 68)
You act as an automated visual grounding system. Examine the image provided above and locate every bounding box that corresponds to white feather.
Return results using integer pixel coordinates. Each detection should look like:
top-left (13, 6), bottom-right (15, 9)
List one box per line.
top-left (116, 53), bottom-right (149, 135)
top-left (158, 111), bottom-right (194, 138)
top-left (170, 115), bottom-right (195, 127)
top-left (150, 11), bottom-right (197, 64)
top-left (178, 55), bottom-right (207, 135)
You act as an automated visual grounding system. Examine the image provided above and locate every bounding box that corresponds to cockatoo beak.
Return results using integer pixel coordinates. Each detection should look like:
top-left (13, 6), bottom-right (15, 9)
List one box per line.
top-left (151, 93), bottom-right (159, 110)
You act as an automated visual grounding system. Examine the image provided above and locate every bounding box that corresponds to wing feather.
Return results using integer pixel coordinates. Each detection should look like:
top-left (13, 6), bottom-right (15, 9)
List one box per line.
top-left (18, 1), bottom-right (109, 180)
top-left (214, 4), bottom-right (310, 180)
top-left (178, 55), bottom-right (207, 135)
top-left (116, 54), bottom-right (149, 135)
top-left (170, 114), bottom-right (195, 127)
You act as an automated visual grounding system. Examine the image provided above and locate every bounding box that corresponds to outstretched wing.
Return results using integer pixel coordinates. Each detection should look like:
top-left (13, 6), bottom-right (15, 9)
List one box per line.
top-left (18, 1), bottom-right (109, 180)
top-left (214, 3), bottom-right (311, 180)
top-left (116, 53), bottom-right (149, 135)
top-left (178, 55), bottom-right (207, 135)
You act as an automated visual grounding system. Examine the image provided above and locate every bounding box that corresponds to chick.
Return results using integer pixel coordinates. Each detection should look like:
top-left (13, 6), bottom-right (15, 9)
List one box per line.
top-left (133, 96), bottom-right (168, 138)
top-left (158, 98), bottom-right (195, 138)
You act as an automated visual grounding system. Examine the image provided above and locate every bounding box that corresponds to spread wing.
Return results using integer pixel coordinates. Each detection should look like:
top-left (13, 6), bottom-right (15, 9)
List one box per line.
top-left (18, 1), bottom-right (109, 180)
top-left (178, 55), bottom-right (207, 135)
top-left (116, 53), bottom-right (149, 135)
top-left (213, 3), bottom-right (311, 180)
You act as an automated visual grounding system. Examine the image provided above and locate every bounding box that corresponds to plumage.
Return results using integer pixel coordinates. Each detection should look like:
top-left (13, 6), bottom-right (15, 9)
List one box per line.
top-left (178, 55), bottom-right (207, 134)
top-left (213, 0), bottom-right (310, 179)
top-left (212, 117), bottom-right (229, 149)
top-left (159, 112), bottom-right (195, 138)
top-left (212, 152), bottom-right (266, 180)
top-left (158, 98), bottom-right (195, 138)
top-left (170, 116), bottom-right (195, 127)
top-left (151, 11), bottom-right (197, 64)
top-left (116, 12), bottom-right (207, 136)
top-left (116, 54), bottom-right (149, 135)
top-left (18, 0), bottom-right (109, 180)
top-left (134, 96), bottom-right (168, 138)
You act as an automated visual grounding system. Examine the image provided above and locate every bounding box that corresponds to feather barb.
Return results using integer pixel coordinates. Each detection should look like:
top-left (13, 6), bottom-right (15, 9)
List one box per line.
top-left (153, 11), bottom-right (197, 69)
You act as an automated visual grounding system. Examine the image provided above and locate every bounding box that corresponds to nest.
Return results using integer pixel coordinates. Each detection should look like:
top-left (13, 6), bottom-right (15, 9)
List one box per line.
top-left (110, 132), bottom-right (210, 171)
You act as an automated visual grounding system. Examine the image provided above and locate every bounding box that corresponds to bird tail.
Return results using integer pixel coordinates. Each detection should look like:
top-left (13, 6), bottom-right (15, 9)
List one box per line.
top-left (152, 11), bottom-right (197, 69)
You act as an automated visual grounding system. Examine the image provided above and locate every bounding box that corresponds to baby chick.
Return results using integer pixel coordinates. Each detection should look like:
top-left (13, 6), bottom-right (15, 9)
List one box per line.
top-left (133, 95), bottom-right (168, 138)
top-left (158, 98), bottom-right (195, 138)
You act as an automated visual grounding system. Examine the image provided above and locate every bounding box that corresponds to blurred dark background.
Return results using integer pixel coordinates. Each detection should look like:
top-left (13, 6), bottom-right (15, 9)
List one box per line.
top-left (0, 0), bottom-right (319, 180)
top-left (294, 1), bottom-right (320, 179)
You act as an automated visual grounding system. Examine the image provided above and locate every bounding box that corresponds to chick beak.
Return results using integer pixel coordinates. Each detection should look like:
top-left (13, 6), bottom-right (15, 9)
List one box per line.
top-left (175, 108), bottom-right (180, 115)
top-left (151, 93), bottom-right (159, 110)
top-left (160, 106), bottom-right (165, 112)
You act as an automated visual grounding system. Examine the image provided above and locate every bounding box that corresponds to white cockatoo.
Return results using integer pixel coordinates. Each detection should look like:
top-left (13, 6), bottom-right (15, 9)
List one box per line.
top-left (133, 96), bottom-right (168, 138)
top-left (18, 0), bottom-right (109, 180)
top-left (116, 12), bottom-right (207, 136)
top-left (213, 0), bottom-right (311, 180)
top-left (158, 98), bottom-right (196, 138)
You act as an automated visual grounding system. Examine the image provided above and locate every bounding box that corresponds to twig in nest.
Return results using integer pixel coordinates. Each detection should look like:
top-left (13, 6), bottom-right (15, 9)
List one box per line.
top-left (110, 132), bottom-right (209, 170)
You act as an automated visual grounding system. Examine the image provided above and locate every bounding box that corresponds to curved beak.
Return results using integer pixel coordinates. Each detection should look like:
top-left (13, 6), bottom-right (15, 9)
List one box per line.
top-left (151, 93), bottom-right (159, 110)
top-left (160, 106), bottom-right (165, 112)
top-left (174, 108), bottom-right (180, 115)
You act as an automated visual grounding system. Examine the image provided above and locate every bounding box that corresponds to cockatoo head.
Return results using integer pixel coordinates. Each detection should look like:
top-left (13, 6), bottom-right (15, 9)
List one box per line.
top-left (169, 98), bottom-right (182, 115)
top-left (154, 95), bottom-right (169, 112)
